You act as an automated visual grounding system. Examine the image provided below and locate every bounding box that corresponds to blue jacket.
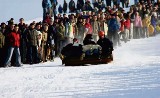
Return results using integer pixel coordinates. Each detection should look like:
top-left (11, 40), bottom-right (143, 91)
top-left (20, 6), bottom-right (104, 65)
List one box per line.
top-left (108, 18), bottom-right (120, 32)
top-left (58, 5), bottom-right (63, 13)
top-left (151, 16), bottom-right (157, 27)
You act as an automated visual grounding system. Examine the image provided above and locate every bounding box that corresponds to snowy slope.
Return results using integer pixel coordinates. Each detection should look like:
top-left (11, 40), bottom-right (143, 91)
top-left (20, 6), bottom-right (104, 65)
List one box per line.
top-left (0, 35), bottom-right (160, 98)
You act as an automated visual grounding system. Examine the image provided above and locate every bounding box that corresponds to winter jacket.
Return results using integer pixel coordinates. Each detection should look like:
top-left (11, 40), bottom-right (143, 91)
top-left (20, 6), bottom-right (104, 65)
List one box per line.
top-left (8, 31), bottom-right (20, 47)
top-left (57, 25), bottom-right (65, 40)
top-left (61, 43), bottom-right (83, 57)
top-left (83, 3), bottom-right (93, 11)
top-left (41, 30), bottom-right (48, 45)
top-left (91, 21), bottom-right (99, 35)
top-left (120, 19), bottom-right (125, 32)
top-left (124, 19), bottom-right (131, 30)
top-left (69, 0), bottom-right (75, 12)
top-left (134, 16), bottom-right (143, 27)
top-left (42, 0), bottom-right (52, 8)
top-left (108, 18), bottom-right (120, 32)
top-left (68, 23), bottom-right (74, 38)
top-left (99, 20), bottom-right (108, 36)
top-left (0, 32), bottom-right (5, 48)
top-left (26, 28), bottom-right (38, 46)
top-left (97, 37), bottom-right (113, 55)
top-left (83, 34), bottom-right (95, 45)
top-left (142, 17), bottom-right (150, 27)
top-left (58, 5), bottom-right (63, 13)
top-left (156, 25), bottom-right (160, 33)
top-left (85, 22), bottom-right (93, 34)
top-left (151, 16), bottom-right (157, 27)
top-left (44, 16), bottom-right (51, 24)
top-left (63, 2), bottom-right (67, 13)
top-left (37, 31), bottom-right (42, 47)
top-left (77, 22), bottom-right (85, 39)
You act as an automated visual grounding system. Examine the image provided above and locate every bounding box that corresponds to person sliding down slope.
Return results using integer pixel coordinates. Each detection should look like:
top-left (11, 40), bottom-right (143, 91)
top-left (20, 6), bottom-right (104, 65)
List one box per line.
top-left (97, 31), bottom-right (113, 58)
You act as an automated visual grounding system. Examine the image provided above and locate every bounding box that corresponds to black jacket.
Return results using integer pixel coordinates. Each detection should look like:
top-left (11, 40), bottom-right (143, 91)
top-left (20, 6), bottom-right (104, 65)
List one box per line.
top-left (97, 37), bottom-right (113, 55)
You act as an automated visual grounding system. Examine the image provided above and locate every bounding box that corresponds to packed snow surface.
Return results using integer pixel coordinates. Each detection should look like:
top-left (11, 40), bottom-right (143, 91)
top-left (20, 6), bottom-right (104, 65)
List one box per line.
top-left (0, 35), bottom-right (160, 98)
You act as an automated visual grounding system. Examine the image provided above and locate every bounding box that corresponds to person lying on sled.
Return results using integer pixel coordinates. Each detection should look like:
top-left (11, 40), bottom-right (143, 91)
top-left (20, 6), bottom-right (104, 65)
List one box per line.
top-left (60, 38), bottom-right (83, 59)
top-left (83, 34), bottom-right (96, 45)
top-left (82, 34), bottom-right (102, 56)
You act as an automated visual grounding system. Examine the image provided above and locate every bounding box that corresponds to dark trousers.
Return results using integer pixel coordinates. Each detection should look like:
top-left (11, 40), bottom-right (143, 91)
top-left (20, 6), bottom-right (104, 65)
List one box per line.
top-left (27, 45), bottom-right (39, 64)
top-left (0, 48), bottom-right (4, 67)
top-left (108, 31), bottom-right (119, 47)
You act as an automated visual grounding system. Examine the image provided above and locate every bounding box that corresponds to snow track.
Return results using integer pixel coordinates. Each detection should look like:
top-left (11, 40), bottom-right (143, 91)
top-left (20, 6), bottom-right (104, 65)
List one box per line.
top-left (0, 35), bottom-right (160, 98)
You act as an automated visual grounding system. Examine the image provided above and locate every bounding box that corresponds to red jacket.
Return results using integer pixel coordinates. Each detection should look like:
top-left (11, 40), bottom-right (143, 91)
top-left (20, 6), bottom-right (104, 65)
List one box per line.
top-left (120, 20), bottom-right (125, 32)
top-left (8, 31), bottom-right (20, 47)
top-left (85, 22), bottom-right (93, 34)
top-left (44, 16), bottom-right (51, 24)
top-left (124, 19), bottom-right (131, 30)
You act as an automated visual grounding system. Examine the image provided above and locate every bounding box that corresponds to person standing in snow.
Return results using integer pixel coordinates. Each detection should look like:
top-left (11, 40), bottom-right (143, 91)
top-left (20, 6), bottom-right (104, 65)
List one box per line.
top-left (91, 15), bottom-right (100, 42)
top-left (3, 24), bottom-right (22, 67)
top-left (151, 12), bottom-right (158, 36)
top-left (26, 23), bottom-right (39, 64)
top-left (41, 23), bottom-right (49, 62)
top-left (124, 13), bottom-right (131, 42)
top-left (133, 12), bottom-right (143, 39)
top-left (42, 0), bottom-right (52, 20)
top-left (77, 0), bottom-right (85, 11)
top-left (18, 18), bottom-right (27, 64)
top-left (84, 18), bottom-right (93, 36)
top-left (56, 20), bottom-right (66, 55)
top-left (108, 14), bottom-right (120, 47)
top-left (69, 0), bottom-right (76, 13)
top-left (142, 14), bottom-right (150, 38)
top-left (48, 19), bottom-right (56, 60)
top-left (77, 17), bottom-right (86, 44)
top-left (0, 24), bottom-right (5, 66)
top-left (50, 0), bottom-right (58, 17)
top-left (58, 5), bottom-right (63, 14)
top-left (63, 0), bottom-right (68, 13)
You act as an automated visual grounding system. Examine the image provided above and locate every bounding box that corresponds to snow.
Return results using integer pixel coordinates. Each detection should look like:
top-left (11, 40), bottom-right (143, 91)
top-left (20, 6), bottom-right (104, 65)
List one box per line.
top-left (0, 35), bottom-right (160, 98)
top-left (1, 0), bottom-right (160, 98)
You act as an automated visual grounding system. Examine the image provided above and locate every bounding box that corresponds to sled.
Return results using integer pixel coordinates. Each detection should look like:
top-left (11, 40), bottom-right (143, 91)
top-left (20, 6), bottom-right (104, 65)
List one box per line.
top-left (60, 44), bottom-right (113, 66)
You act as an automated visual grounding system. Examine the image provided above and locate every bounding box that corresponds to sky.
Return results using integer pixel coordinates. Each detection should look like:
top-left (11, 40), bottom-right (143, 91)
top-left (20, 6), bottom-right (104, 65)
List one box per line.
top-left (0, 0), bottom-right (70, 23)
